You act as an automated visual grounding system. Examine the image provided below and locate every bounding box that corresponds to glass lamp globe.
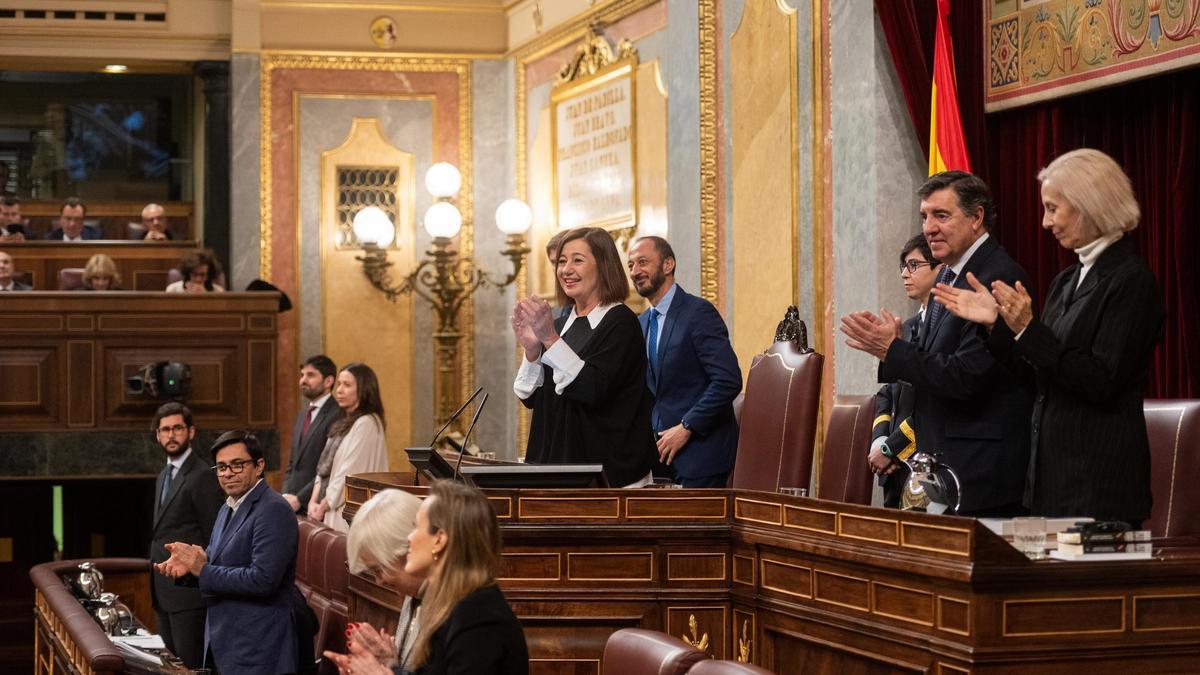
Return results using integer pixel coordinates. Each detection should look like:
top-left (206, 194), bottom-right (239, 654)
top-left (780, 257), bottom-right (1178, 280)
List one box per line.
top-left (424, 201), bottom-right (463, 239)
top-left (494, 199), bottom-right (533, 235)
top-left (425, 162), bottom-right (462, 199)
top-left (352, 206), bottom-right (396, 247)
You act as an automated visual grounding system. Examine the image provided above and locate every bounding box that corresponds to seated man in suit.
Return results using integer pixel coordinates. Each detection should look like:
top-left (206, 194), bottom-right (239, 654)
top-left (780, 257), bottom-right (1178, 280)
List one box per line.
top-left (139, 203), bottom-right (174, 240)
top-left (628, 236), bottom-right (743, 487)
top-left (46, 197), bottom-right (102, 241)
top-left (869, 234), bottom-right (942, 508)
top-left (0, 251), bottom-right (32, 291)
top-left (156, 430), bottom-right (305, 674)
top-left (281, 354), bottom-right (339, 515)
top-left (841, 172), bottom-right (1034, 517)
top-left (1, 196), bottom-right (26, 241)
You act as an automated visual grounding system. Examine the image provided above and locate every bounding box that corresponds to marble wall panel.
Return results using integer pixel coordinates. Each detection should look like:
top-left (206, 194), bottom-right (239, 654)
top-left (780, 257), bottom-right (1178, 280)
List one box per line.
top-left (830, 3), bottom-right (925, 396)
top-left (230, 53), bottom-right (261, 290)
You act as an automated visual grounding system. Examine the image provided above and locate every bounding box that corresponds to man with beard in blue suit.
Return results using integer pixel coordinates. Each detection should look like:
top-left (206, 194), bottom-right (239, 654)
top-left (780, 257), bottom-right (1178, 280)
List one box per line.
top-left (628, 236), bottom-right (743, 487)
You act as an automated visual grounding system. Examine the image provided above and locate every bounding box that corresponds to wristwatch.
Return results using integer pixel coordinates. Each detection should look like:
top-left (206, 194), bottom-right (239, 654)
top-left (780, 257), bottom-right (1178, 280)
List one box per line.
top-left (680, 419), bottom-right (693, 432)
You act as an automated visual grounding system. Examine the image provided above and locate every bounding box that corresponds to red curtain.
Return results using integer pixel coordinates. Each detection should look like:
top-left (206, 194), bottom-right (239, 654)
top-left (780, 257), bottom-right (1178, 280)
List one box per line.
top-left (875, 0), bottom-right (1200, 397)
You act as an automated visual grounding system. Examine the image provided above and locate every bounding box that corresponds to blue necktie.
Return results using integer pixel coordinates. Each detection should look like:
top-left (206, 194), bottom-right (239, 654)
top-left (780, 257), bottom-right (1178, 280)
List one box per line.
top-left (646, 308), bottom-right (661, 380)
top-left (925, 267), bottom-right (957, 338)
top-left (159, 465), bottom-right (175, 507)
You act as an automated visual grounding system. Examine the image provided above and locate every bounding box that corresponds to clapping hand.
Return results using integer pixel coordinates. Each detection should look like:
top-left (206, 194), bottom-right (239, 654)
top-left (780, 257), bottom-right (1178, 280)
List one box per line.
top-left (839, 309), bottom-right (902, 360)
top-left (323, 621), bottom-right (395, 674)
top-left (154, 542), bottom-right (206, 578)
top-left (930, 272), bottom-right (998, 328)
top-left (990, 279), bottom-right (1034, 334)
top-left (511, 299), bottom-right (543, 360)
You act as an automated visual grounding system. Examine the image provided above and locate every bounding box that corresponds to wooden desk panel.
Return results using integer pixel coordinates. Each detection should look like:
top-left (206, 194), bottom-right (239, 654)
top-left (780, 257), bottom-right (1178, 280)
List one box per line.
top-left (18, 200), bottom-right (194, 241)
top-left (0, 293), bottom-right (277, 431)
top-left (5, 241), bottom-right (197, 291)
top-left (344, 476), bottom-right (1200, 675)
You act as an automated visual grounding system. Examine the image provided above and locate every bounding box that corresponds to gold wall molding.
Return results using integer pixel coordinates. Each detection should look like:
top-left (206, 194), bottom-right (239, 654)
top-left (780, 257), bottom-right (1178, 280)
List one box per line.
top-left (697, 0), bottom-right (720, 308)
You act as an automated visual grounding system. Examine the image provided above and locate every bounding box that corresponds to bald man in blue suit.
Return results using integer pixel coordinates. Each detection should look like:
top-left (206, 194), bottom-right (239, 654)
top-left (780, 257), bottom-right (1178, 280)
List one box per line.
top-left (629, 236), bottom-right (743, 487)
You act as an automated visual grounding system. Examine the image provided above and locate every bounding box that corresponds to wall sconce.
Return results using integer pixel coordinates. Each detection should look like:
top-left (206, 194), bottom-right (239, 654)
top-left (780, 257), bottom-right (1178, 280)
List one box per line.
top-left (355, 162), bottom-right (531, 426)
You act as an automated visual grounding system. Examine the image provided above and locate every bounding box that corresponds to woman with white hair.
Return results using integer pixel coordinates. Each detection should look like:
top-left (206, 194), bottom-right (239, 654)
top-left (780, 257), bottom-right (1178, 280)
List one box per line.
top-left (933, 148), bottom-right (1164, 526)
top-left (327, 489), bottom-right (426, 672)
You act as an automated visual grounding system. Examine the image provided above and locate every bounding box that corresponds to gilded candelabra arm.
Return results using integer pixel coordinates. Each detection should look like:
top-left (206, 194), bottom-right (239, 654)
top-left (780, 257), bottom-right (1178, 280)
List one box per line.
top-left (355, 246), bottom-right (431, 303)
top-left (476, 234), bottom-right (531, 290)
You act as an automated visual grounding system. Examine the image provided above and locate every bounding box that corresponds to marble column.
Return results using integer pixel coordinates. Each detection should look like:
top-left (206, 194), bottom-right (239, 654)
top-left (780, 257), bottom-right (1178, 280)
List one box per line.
top-left (195, 61), bottom-right (232, 279)
top-left (229, 53), bottom-right (261, 289)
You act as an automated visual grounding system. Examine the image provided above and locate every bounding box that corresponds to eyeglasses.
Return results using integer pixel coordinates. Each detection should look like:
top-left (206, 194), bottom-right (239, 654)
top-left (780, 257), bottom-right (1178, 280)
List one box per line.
top-left (900, 259), bottom-right (936, 274)
top-left (157, 424), bottom-right (189, 435)
top-left (211, 459), bottom-right (256, 475)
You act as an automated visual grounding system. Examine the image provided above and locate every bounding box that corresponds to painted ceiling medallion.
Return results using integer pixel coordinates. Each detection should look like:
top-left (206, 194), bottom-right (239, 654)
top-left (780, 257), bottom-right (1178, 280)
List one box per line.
top-left (370, 16), bottom-right (398, 48)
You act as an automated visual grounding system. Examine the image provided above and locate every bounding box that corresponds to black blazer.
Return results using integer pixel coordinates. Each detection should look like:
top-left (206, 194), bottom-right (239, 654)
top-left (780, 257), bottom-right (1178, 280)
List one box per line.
top-left (987, 237), bottom-right (1163, 522)
top-left (401, 584), bottom-right (528, 675)
top-left (873, 314), bottom-right (921, 508)
top-left (281, 396), bottom-right (340, 512)
top-left (880, 236), bottom-right (1036, 514)
top-left (149, 449), bottom-right (225, 613)
top-left (522, 304), bottom-right (657, 487)
top-left (2, 280), bottom-right (32, 291)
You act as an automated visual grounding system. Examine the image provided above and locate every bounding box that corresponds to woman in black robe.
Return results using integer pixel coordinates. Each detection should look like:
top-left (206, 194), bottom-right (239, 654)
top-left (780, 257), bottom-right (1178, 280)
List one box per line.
top-left (511, 227), bottom-right (656, 487)
top-left (934, 149), bottom-right (1164, 525)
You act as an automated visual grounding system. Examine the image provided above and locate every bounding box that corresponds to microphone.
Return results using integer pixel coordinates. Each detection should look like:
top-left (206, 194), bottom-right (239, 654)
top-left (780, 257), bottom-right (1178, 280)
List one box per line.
top-left (429, 386), bottom-right (484, 447)
top-left (453, 392), bottom-right (489, 482)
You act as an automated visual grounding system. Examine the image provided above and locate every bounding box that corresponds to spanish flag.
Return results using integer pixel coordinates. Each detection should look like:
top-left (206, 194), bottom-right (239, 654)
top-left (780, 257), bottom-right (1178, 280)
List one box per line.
top-left (928, 0), bottom-right (971, 175)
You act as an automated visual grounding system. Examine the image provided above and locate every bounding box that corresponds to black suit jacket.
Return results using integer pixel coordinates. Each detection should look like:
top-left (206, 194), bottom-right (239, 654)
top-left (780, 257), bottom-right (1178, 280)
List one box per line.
top-left (880, 236), bottom-right (1035, 514)
top-left (987, 237), bottom-right (1163, 522)
top-left (46, 226), bottom-right (102, 241)
top-left (150, 449), bottom-right (225, 613)
top-left (2, 280), bottom-right (32, 291)
top-left (395, 584), bottom-right (528, 675)
top-left (873, 314), bottom-right (921, 508)
top-left (281, 396), bottom-right (340, 512)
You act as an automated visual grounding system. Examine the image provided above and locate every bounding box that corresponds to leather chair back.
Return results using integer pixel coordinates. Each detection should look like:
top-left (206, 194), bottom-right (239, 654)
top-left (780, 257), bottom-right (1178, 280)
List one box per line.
top-left (58, 267), bottom-right (85, 291)
top-left (127, 222), bottom-right (147, 240)
top-left (1145, 399), bottom-right (1200, 538)
top-left (295, 516), bottom-right (350, 671)
top-left (816, 394), bottom-right (876, 504)
top-left (730, 318), bottom-right (824, 493)
top-left (602, 629), bottom-right (708, 675)
top-left (689, 660), bottom-right (778, 674)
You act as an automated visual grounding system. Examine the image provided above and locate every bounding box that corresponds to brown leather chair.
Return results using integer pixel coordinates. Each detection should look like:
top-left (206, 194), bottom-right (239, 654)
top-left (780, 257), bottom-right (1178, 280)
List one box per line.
top-left (730, 308), bottom-right (824, 493)
top-left (295, 517), bottom-right (350, 672)
top-left (602, 629), bottom-right (708, 675)
top-left (689, 660), bottom-right (778, 674)
top-left (1144, 399), bottom-right (1200, 539)
top-left (815, 394), bottom-right (876, 504)
top-left (58, 267), bottom-right (85, 290)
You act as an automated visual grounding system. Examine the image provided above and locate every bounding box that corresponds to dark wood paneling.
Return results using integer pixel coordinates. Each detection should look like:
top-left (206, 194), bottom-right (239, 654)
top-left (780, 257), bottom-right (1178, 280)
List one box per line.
top-left (0, 293), bottom-right (277, 431)
top-left (6, 241), bottom-right (197, 291)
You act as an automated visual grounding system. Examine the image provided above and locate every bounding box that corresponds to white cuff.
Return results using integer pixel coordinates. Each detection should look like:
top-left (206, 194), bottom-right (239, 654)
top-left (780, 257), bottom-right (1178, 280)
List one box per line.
top-left (542, 339), bottom-right (584, 395)
top-left (869, 436), bottom-right (887, 455)
top-left (1014, 326), bottom-right (1027, 341)
top-left (513, 354), bottom-right (545, 400)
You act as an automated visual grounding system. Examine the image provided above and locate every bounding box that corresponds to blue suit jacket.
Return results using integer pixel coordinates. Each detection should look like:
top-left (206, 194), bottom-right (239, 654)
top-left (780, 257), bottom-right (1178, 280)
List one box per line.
top-left (200, 480), bottom-right (299, 675)
top-left (46, 226), bottom-right (102, 241)
top-left (640, 285), bottom-right (743, 480)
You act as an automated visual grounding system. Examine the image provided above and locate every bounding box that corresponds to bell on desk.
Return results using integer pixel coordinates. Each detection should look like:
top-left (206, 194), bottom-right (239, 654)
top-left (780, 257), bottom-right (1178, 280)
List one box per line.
top-left (899, 452), bottom-right (962, 516)
top-left (94, 592), bottom-right (120, 635)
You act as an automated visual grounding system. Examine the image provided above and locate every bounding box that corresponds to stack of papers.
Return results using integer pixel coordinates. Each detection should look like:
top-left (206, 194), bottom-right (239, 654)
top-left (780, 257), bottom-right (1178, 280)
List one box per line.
top-left (111, 634), bottom-right (165, 666)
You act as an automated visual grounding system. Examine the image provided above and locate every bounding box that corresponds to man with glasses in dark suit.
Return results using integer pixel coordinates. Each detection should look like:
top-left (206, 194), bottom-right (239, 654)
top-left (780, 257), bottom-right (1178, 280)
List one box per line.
top-left (147, 402), bottom-right (224, 669)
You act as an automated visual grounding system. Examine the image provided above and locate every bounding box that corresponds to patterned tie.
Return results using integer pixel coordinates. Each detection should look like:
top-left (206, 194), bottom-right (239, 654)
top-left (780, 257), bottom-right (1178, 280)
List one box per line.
top-left (300, 403), bottom-right (318, 440)
top-left (646, 308), bottom-right (661, 381)
top-left (925, 267), bottom-right (957, 337)
top-left (160, 464), bottom-right (175, 507)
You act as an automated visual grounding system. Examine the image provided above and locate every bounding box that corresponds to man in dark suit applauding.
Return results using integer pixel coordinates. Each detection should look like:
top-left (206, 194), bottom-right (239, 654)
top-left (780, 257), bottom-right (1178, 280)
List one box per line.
top-left (628, 236), bottom-right (743, 487)
top-left (147, 402), bottom-right (224, 669)
top-left (156, 430), bottom-right (304, 674)
top-left (281, 354), bottom-right (339, 514)
top-left (842, 172), bottom-right (1034, 516)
